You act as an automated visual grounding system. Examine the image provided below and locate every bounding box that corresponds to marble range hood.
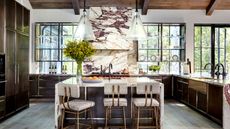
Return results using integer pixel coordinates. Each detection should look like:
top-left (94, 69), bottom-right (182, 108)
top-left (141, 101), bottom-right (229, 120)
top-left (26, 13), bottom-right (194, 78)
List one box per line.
top-left (85, 7), bottom-right (137, 73)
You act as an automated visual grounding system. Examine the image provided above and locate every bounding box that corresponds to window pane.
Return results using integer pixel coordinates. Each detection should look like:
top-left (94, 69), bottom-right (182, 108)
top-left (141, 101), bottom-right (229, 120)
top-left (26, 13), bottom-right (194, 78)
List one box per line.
top-left (202, 27), bottom-right (211, 47)
top-left (194, 27), bottom-right (201, 48)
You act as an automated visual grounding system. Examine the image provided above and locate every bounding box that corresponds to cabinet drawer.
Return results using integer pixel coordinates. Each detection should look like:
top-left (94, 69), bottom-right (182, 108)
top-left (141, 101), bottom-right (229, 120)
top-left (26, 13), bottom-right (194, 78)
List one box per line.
top-left (189, 80), bottom-right (207, 94)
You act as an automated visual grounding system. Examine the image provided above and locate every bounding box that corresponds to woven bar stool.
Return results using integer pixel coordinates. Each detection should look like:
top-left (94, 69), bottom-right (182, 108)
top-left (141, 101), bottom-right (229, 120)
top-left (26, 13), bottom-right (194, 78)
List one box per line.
top-left (104, 82), bottom-right (128, 129)
top-left (57, 83), bottom-right (95, 129)
top-left (133, 82), bottom-right (161, 129)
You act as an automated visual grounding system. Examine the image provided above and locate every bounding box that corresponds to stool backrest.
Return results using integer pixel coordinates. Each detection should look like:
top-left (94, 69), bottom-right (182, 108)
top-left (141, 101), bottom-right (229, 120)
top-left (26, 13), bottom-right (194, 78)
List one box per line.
top-left (136, 82), bottom-right (161, 95)
top-left (57, 83), bottom-right (80, 98)
top-left (104, 82), bottom-right (128, 95)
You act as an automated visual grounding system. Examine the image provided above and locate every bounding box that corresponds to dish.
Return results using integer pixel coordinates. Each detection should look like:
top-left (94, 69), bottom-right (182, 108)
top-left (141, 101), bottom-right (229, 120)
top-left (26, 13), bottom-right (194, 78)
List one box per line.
top-left (172, 55), bottom-right (179, 61)
top-left (150, 55), bottom-right (157, 61)
top-left (139, 55), bottom-right (146, 61)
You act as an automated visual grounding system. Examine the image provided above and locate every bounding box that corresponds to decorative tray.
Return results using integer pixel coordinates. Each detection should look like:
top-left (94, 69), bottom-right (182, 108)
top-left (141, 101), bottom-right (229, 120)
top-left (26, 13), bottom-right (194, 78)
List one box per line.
top-left (82, 79), bottom-right (103, 83)
top-left (82, 77), bottom-right (103, 83)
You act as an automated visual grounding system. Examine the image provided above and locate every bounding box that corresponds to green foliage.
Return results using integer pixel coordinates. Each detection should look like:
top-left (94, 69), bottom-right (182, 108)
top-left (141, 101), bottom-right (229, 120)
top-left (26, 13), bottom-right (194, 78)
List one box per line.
top-left (64, 40), bottom-right (95, 63)
top-left (149, 65), bottom-right (160, 72)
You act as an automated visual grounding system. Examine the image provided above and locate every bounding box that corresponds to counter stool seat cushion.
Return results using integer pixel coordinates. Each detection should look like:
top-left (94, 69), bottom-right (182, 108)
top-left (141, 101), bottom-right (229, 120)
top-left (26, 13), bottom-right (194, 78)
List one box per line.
top-left (133, 98), bottom-right (159, 107)
top-left (61, 99), bottom-right (95, 111)
top-left (104, 98), bottom-right (127, 107)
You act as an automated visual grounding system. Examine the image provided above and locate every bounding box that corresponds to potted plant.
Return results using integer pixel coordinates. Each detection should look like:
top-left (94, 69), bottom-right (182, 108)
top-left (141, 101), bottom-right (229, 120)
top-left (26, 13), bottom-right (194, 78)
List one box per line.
top-left (64, 40), bottom-right (95, 82)
top-left (149, 65), bottom-right (161, 74)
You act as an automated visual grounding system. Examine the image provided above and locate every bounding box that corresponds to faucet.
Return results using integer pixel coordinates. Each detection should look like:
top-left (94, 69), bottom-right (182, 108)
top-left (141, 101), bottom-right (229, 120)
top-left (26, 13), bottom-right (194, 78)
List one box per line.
top-left (109, 63), bottom-right (113, 75)
top-left (214, 63), bottom-right (226, 79)
top-left (204, 63), bottom-right (211, 70)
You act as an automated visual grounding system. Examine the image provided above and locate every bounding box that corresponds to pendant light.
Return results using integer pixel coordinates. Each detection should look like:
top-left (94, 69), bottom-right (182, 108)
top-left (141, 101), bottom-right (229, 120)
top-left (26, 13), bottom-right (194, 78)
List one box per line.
top-left (127, 0), bottom-right (147, 40)
top-left (75, 0), bottom-right (95, 41)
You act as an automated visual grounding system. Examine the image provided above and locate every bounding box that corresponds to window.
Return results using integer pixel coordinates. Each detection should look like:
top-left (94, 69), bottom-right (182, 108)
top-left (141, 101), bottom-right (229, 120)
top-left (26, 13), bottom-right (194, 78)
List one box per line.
top-left (35, 23), bottom-right (78, 74)
top-left (194, 25), bottom-right (230, 75)
top-left (137, 23), bottom-right (186, 74)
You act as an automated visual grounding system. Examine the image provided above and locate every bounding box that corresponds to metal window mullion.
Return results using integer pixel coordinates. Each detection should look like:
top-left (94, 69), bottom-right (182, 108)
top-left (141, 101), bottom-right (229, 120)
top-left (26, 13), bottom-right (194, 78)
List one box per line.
top-left (200, 27), bottom-right (202, 72)
top-left (224, 28), bottom-right (227, 72)
top-left (169, 25), bottom-right (171, 72)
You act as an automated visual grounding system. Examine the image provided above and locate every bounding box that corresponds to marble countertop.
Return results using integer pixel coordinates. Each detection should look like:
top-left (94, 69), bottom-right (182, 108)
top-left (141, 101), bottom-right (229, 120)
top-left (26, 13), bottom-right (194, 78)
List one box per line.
top-left (61, 77), bottom-right (164, 87)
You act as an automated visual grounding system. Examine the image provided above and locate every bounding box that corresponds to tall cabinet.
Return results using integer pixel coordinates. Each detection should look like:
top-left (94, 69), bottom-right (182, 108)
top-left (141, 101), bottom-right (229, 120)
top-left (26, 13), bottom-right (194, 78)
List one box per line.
top-left (2, 0), bottom-right (30, 118)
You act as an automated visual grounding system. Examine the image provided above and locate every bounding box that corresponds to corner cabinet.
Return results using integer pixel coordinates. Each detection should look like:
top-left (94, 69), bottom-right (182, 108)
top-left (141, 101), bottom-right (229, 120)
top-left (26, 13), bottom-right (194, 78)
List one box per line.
top-left (2, 0), bottom-right (30, 119)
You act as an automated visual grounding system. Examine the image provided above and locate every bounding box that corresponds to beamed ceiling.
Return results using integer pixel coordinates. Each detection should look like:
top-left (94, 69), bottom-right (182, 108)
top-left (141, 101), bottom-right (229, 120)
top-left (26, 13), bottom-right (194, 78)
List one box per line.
top-left (29, 0), bottom-right (229, 15)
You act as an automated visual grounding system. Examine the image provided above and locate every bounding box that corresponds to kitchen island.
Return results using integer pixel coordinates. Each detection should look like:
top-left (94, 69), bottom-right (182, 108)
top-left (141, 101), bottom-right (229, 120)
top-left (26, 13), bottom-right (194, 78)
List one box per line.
top-left (55, 77), bottom-right (164, 129)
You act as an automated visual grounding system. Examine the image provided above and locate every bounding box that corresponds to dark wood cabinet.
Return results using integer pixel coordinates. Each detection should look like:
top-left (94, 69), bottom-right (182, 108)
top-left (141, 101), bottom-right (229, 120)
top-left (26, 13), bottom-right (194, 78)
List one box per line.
top-left (0, 96), bottom-right (5, 118)
top-left (188, 88), bottom-right (196, 107)
top-left (0, 0), bottom-right (4, 53)
top-left (1, 0), bottom-right (30, 120)
top-left (174, 77), bottom-right (188, 103)
top-left (174, 77), bottom-right (222, 125)
top-left (188, 80), bottom-right (208, 112)
top-left (29, 75), bottom-right (72, 98)
top-left (208, 84), bottom-right (223, 123)
top-left (162, 76), bottom-right (172, 98)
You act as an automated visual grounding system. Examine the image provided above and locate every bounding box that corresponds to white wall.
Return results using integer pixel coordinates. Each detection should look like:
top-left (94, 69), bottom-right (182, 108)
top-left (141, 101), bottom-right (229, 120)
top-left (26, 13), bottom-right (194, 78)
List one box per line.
top-left (16, 0), bottom-right (230, 73)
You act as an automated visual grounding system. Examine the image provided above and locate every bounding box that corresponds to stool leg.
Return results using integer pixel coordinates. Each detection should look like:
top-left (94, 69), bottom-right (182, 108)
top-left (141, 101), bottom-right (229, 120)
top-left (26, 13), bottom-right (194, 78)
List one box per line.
top-left (155, 107), bottom-right (158, 129)
top-left (105, 107), bottom-right (108, 129)
top-left (136, 107), bottom-right (140, 129)
top-left (90, 108), bottom-right (94, 129)
top-left (77, 112), bottom-right (80, 129)
top-left (61, 109), bottom-right (65, 129)
top-left (122, 107), bottom-right (126, 129)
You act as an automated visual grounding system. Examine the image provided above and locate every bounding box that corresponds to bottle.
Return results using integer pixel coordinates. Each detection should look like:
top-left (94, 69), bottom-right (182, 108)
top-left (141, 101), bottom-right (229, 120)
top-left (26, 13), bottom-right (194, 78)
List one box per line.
top-left (49, 65), bottom-right (51, 74)
top-left (54, 65), bottom-right (57, 74)
top-left (64, 65), bottom-right (67, 74)
top-left (62, 65), bottom-right (65, 74)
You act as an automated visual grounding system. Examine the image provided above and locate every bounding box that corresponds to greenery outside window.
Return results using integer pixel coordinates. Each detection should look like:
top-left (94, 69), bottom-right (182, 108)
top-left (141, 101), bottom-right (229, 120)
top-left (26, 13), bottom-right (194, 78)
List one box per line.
top-left (194, 25), bottom-right (230, 75)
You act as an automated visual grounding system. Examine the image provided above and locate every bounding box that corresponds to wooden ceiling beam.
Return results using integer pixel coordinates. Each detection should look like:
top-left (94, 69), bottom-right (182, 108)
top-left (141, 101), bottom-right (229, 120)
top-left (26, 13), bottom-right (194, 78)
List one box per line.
top-left (72, 0), bottom-right (80, 15)
top-left (206, 0), bottom-right (220, 16)
top-left (142, 0), bottom-right (150, 15)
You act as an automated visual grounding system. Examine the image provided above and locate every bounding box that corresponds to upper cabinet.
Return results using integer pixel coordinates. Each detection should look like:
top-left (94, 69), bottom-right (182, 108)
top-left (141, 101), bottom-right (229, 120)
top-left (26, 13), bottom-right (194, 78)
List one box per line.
top-left (0, 0), bottom-right (4, 53)
top-left (5, 0), bottom-right (30, 35)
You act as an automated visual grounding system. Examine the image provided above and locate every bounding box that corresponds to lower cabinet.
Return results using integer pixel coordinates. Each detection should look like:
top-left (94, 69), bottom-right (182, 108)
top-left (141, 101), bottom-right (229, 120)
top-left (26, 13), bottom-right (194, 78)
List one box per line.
top-left (0, 96), bottom-right (5, 118)
top-left (174, 77), bottom-right (188, 103)
top-left (29, 75), bottom-right (72, 98)
top-left (188, 88), bottom-right (196, 107)
top-left (208, 84), bottom-right (223, 123)
top-left (174, 77), bottom-right (223, 125)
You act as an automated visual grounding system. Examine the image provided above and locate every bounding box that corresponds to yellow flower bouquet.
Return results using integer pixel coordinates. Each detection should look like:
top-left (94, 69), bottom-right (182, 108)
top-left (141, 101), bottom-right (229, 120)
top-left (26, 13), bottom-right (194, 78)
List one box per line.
top-left (64, 40), bottom-right (95, 79)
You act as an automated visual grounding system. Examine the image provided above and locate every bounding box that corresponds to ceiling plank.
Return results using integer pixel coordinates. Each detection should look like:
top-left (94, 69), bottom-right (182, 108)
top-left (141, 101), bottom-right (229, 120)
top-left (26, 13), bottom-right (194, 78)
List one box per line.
top-left (72, 0), bottom-right (80, 15)
top-left (206, 0), bottom-right (220, 16)
top-left (142, 0), bottom-right (150, 15)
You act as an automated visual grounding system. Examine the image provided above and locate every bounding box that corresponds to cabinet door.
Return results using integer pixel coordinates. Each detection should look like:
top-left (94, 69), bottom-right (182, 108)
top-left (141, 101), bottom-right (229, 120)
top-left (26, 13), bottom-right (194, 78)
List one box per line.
top-left (29, 75), bottom-right (38, 97)
top-left (197, 92), bottom-right (207, 112)
top-left (208, 85), bottom-right (223, 123)
top-left (15, 34), bottom-right (29, 109)
top-left (188, 88), bottom-right (196, 107)
top-left (0, 0), bottom-right (4, 53)
top-left (5, 30), bottom-right (16, 114)
top-left (162, 76), bottom-right (172, 98)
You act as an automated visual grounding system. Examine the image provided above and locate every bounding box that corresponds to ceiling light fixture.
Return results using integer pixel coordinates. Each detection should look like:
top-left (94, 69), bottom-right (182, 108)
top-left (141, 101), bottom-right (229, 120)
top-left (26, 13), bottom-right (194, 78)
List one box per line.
top-left (75, 0), bottom-right (95, 41)
top-left (127, 0), bottom-right (147, 40)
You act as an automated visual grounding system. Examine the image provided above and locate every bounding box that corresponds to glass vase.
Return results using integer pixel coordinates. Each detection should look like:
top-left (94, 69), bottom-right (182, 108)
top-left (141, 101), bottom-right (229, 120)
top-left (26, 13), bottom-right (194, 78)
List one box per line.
top-left (76, 62), bottom-right (82, 83)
